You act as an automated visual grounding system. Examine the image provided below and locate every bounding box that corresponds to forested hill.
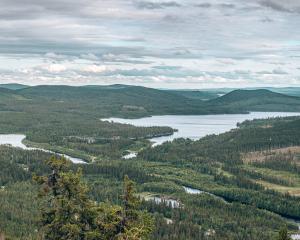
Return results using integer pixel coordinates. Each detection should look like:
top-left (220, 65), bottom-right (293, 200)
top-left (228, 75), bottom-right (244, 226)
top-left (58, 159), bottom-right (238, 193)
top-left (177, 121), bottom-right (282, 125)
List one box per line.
top-left (0, 85), bottom-right (300, 117)
top-left (0, 83), bottom-right (28, 90)
top-left (207, 89), bottom-right (300, 112)
top-left (13, 85), bottom-right (208, 117)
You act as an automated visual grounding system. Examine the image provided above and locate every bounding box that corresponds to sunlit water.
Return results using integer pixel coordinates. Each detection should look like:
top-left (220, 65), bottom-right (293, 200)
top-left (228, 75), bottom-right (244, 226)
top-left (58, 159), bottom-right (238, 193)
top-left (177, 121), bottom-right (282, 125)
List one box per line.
top-left (102, 112), bottom-right (300, 145)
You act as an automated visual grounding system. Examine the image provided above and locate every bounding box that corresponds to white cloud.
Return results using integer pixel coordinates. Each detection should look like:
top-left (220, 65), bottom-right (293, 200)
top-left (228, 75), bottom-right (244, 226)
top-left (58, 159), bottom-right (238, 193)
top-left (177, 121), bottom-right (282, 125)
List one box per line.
top-left (83, 65), bottom-right (107, 73)
top-left (43, 64), bottom-right (67, 73)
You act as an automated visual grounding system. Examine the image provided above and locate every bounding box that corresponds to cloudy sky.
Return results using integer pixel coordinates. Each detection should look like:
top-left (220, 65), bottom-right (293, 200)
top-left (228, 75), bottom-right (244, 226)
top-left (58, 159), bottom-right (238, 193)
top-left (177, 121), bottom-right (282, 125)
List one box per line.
top-left (0, 0), bottom-right (300, 88)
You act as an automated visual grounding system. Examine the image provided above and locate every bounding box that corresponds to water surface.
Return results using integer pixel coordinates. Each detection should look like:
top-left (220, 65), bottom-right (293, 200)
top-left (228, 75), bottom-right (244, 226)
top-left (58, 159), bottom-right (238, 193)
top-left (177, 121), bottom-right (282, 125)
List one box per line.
top-left (0, 134), bottom-right (86, 164)
top-left (0, 134), bottom-right (28, 148)
top-left (103, 112), bottom-right (300, 145)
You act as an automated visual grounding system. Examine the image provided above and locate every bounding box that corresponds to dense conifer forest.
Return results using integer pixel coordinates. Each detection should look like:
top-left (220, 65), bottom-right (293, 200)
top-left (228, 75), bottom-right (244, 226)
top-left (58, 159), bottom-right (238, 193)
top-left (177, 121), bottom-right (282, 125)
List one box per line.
top-left (0, 85), bottom-right (300, 161)
top-left (1, 112), bottom-right (300, 239)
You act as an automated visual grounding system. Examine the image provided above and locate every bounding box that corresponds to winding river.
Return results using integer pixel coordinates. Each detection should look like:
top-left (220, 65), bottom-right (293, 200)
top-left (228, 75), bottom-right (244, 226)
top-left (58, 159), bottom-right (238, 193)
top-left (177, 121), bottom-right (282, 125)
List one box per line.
top-left (2, 113), bottom-right (300, 236)
top-left (0, 134), bottom-right (86, 164)
top-left (1, 112), bottom-right (300, 163)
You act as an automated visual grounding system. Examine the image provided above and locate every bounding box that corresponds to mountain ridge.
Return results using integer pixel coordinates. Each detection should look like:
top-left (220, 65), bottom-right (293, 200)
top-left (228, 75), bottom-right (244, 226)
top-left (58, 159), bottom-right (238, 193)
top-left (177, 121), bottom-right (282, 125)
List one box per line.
top-left (1, 85), bottom-right (300, 116)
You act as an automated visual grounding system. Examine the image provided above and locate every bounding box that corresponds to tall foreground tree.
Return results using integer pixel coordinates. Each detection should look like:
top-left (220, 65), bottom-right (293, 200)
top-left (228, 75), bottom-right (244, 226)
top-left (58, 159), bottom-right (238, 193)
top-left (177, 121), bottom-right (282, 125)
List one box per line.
top-left (277, 226), bottom-right (291, 240)
top-left (117, 175), bottom-right (153, 240)
top-left (34, 156), bottom-right (153, 240)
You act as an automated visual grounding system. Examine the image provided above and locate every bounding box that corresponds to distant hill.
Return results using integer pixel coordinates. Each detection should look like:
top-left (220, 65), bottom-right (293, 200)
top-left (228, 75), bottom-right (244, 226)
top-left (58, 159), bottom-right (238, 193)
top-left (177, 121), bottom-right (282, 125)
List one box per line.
top-left (0, 83), bottom-right (28, 90)
top-left (208, 89), bottom-right (300, 112)
top-left (15, 85), bottom-right (208, 117)
top-left (0, 85), bottom-right (299, 117)
top-left (0, 87), bottom-right (29, 103)
top-left (267, 87), bottom-right (300, 97)
top-left (166, 90), bottom-right (223, 101)
top-left (83, 84), bottom-right (133, 90)
top-left (174, 87), bottom-right (300, 98)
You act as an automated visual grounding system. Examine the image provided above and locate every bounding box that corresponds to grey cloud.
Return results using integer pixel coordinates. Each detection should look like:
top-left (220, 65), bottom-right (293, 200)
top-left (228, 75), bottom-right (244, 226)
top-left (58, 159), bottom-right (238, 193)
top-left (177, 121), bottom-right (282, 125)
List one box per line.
top-left (219, 3), bottom-right (235, 9)
top-left (152, 66), bottom-right (182, 70)
top-left (272, 68), bottom-right (288, 75)
top-left (256, 69), bottom-right (288, 75)
top-left (80, 53), bottom-right (99, 61)
top-left (195, 3), bottom-right (235, 9)
top-left (260, 0), bottom-right (292, 12)
top-left (101, 54), bottom-right (154, 64)
top-left (260, 17), bottom-right (274, 22)
top-left (195, 3), bottom-right (212, 8)
top-left (256, 71), bottom-right (273, 74)
top-left (259, 0), bottom-right (300, 13)
top-left (0, 0), bottom-right (88, 20)
top-left (136, 1), bottom-right (181, 9)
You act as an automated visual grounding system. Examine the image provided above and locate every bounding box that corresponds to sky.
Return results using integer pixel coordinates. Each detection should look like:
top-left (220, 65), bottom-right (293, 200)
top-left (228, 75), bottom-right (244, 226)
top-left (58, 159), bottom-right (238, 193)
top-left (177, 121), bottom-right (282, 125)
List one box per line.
top-left (0, 0), bottom-right (300, 89)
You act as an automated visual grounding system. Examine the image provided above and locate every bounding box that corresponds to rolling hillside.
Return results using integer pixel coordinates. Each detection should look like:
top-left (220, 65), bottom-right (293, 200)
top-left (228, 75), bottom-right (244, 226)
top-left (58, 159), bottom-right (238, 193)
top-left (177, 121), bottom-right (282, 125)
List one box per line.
top-left (0, 83), bottom-right (28, 90)
top-left (208, 89), bottom-right (300, 112)
top-left (15, 85), bottom-right (207, 117)
top-left (1, 86), bottom-right (300, 117)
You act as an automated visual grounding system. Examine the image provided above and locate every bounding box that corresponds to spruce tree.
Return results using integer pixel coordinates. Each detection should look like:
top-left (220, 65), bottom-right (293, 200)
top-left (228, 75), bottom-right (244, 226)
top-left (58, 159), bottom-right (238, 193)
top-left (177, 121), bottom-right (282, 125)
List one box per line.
top-left (34, 157), bottom-right (153, 240)
top-left (277, 226), bottom-right (291, 240)
top-left (34, 156), bottom-right (97, 240)
top-left (116, 175), bottom-right (153, 240)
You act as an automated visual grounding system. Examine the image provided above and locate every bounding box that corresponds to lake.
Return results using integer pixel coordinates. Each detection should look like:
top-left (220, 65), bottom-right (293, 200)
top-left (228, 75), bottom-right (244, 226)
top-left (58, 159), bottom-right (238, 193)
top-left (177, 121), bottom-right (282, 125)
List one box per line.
top-left (1, 112), bottom-right (300, 162)
top-left (102, 112), bottom-right (300, 145)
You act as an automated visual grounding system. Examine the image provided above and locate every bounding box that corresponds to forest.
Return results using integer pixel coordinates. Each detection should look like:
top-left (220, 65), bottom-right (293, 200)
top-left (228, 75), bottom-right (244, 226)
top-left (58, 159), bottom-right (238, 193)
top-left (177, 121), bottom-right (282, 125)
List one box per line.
top-left (0, 85), bottom-right (300, 162)
top-left (1, 113), bottom-right (300, 239)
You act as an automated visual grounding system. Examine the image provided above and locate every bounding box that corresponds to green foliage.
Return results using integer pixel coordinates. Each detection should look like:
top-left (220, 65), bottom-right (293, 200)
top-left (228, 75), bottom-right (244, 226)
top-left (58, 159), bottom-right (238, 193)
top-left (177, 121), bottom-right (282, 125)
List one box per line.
top-left (1, 101), bottom-right (300, 240)
top-left (34, 157), bottom-right (153, 240)
top-left (117, 175), bottom-right (154, 240)
top-left (277, 226), bottom-right (291, 240)
top-left (0, 182), bottom-right (39, 240)
top-left (34, 157), bottom-right (94, 240)
top-left (0, 86), bottom-right (300, 162)
top-left (209, 89), bottom-right (300, 112)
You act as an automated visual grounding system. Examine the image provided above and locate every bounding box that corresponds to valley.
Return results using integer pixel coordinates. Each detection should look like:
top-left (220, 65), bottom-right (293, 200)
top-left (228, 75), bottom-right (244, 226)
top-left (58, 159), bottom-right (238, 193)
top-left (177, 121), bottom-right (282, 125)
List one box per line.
top-left (1, 1), bottom-right (300, 239)
top-left (1, 86), bottom-right (300, 239)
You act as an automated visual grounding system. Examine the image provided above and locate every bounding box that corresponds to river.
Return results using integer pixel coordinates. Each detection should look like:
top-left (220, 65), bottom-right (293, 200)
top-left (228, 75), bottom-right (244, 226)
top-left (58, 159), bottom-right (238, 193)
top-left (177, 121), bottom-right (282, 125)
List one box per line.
top-left (2, 112), bottom-right (300, 162)
top-left (0, 134), bottom-right (87, 164)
